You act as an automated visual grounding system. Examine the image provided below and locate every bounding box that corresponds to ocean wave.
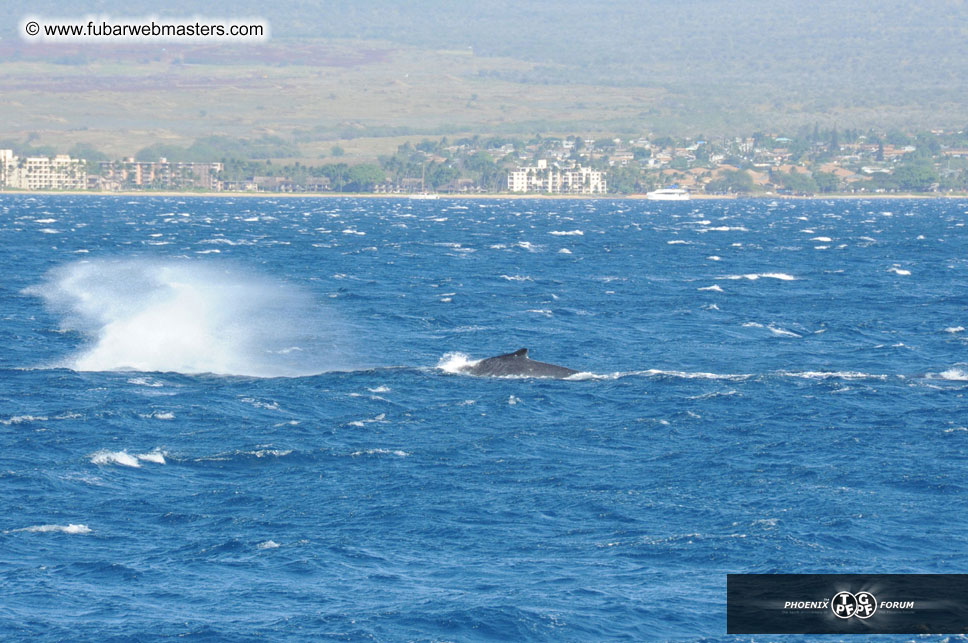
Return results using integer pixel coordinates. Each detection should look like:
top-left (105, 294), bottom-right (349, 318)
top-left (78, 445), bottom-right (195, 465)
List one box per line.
top-left (347, 413), bottom-right (387, 427)
top-left (137, 449), bottom-right (167, 464)
top-left (720, 273), bottom-right (797, 281)
top-left (127, 376), bottom-right (165, 387)
top-left (570, 369), bottom-right (751, 381)
top-left (7, 524), bottom-right (92, 535)
top-left (0, 414), bottom-right (48, 425)
top-left (638, 369), bottom-right (752, 381)
top-left (780, 371), bottom-right (888, 381)
top-left (767, 324), bottom-right (802, 338)
top-left (350, 448), bottom-right (409, 457)
top-left (934, 368), bottom-right (968, 381)
top-left (90, 449), bottom-right (167, 467)
top-left (140, 411), bottom-right (175, 420)
top-left (249, 449), bottom-right (293, 458)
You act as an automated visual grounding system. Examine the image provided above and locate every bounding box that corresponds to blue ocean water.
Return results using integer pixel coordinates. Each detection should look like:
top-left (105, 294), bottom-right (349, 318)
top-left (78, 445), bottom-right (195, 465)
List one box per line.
top-left (1, 194), bottom-right (967, 640)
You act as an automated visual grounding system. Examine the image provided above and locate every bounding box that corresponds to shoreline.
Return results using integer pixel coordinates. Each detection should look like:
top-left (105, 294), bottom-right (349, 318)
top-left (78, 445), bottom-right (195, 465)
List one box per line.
top-left (1, 189), bottom-right (965, 200)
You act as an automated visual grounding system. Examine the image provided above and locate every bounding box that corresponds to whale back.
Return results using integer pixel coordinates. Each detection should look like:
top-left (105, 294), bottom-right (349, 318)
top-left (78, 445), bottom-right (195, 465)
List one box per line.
top-left (462, 348), bottom-right (578, 378)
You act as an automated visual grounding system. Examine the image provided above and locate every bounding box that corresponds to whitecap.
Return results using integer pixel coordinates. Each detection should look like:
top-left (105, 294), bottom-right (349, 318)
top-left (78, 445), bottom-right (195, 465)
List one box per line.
top-left (767, 325), bottom-right (802, 338)
top-left (698, 285), bottom-right (724, 292)
top-left (347, 413), bottom-right (386, 427)
top-left (636, 369), bottom-right (751, 381)
top-left (9, 524), bottom-right (91, 535)
top-left (250, 449), bottom-right (293, 458)
top-left (350, 448), bottom-right (409, 457)
top-left (721, 273), bottom-right (796, 281)
top-left (141, 411), bottom-right (174, 420)
top-left (136, 449), bottom-right (167, 464)
top-left (0, 414), bottom-right (48, 425)
top-left (127, 376), bottom-right (163, 387)
top-left (781, 371), bottom-right (887, 381)
top-left (937, 368), bottom-right (968, 381)
top-left (240, 398), bottom-right (280, 411)
top-left (90, 450), bottom-right (141, 467)
top-left (549, 230), bottom-right (583, 236)
top-left (257, 540), bottom-right (281, 549)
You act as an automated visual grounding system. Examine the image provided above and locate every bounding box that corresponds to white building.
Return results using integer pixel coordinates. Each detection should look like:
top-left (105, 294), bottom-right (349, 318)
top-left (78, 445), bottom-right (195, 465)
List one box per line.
top-left (0, 150), bottom-right (15, 187)
top-left (508, 159), bottom-right (607, 194)
top-left (0, 150), bottom-right (87, 190)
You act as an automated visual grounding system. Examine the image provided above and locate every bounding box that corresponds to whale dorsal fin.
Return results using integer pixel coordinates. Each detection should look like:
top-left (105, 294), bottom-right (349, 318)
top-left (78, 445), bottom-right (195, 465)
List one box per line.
top-left (512, 348), bottom-right (528, 357)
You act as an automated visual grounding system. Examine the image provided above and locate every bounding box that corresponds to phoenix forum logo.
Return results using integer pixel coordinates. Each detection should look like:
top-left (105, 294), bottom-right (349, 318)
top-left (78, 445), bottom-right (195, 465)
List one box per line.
top-left (831, 591), bottom-right (877, 619)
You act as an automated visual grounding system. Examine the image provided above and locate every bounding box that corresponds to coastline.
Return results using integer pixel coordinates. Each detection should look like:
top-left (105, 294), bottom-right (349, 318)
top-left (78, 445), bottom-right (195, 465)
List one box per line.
top-left (1, 189), bottom-right (965, 200)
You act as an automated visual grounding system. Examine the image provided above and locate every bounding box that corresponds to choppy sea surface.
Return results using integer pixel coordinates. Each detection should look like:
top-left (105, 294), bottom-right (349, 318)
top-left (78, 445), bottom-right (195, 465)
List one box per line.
top-left (1, 195), bottom-right (967, 641)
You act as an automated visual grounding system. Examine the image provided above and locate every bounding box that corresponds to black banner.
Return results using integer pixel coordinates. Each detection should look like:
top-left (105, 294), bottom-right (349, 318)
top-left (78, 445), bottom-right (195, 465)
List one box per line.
top-left (727, 574), bottom-right (968, 634)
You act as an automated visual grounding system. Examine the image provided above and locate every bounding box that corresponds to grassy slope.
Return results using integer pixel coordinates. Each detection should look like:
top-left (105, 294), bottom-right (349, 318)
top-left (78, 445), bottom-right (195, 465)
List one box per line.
top-left (2, 0), bottom-right (966, 162)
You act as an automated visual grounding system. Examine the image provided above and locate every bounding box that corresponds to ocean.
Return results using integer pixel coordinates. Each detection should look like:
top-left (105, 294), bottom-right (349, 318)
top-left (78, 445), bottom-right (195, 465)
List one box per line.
top-left (1, 194), bottom-right (966, 640)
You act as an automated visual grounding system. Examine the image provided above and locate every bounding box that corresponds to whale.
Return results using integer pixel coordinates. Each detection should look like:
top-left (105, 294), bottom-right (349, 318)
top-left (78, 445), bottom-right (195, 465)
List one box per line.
top-left (460, 348), bottom-right (580, 379)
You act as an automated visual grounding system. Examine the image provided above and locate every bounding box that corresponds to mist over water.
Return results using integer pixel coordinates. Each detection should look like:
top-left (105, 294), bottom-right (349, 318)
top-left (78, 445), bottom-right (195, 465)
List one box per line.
top-left (27, 258), bottom-right (350, 377)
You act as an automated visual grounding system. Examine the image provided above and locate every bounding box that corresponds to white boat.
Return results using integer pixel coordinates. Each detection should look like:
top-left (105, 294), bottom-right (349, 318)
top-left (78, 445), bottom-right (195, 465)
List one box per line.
top-left (646, 188), bottom-right (690, 201)
top-left (408, 165), bottom-right (439, 199)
